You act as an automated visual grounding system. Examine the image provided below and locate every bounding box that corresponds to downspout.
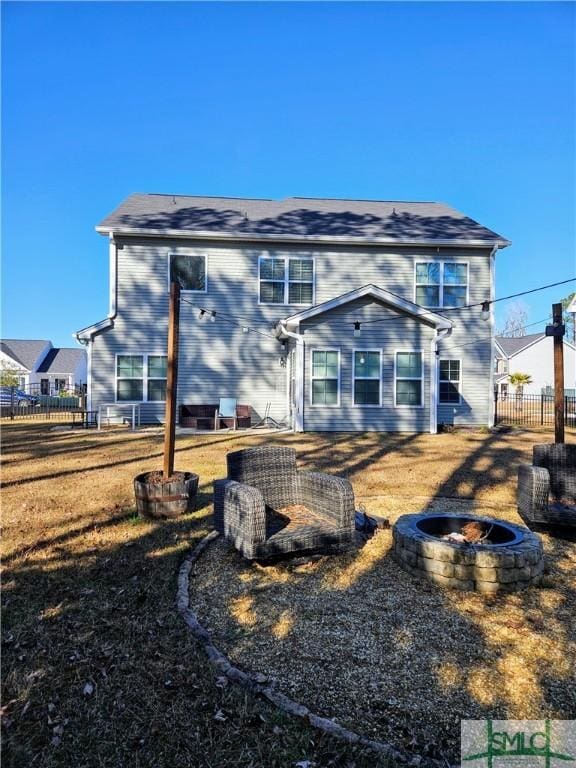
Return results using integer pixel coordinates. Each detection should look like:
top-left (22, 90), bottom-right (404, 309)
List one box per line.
top-left (74, 234), bottom-right (118, 413)
top-left (430, 327), bottom-right (451, 434)
top-left (108, 233), bottom-right (118, 320)
top-left (488, 245), bottom-right (497, 427)
top-left (276, 321), bottom-right (304, 432)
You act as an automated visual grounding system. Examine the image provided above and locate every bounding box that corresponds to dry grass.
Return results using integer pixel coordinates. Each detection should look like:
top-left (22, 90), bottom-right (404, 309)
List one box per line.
top-left (1, 421), bottom-right (575, 767)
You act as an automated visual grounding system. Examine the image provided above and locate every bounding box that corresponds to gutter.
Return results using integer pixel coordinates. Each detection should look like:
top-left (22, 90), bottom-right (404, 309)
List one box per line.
top-left (96, 225), bottom-right (511, 250)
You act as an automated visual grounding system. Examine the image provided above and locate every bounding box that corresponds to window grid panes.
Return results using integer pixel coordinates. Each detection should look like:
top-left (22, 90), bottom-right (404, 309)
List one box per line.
top-left (415, 262), bottom-right (467, 308)
top-left (311, 350), bottom-right (339, 405)
top-left (439, 359), bottom-right (461, 404)
top-left (170, 254), bottom-right (206, 292)
top-left (354, 351), bottom-right (381, 406)
top-left (147, 356), bottom-right (168, 402)
top-left (259, 257), bottom-right (313, 305)
top-left (116, 355), bottom-right (167, 402)
top-left (396, 352), bottom-right (423, 406)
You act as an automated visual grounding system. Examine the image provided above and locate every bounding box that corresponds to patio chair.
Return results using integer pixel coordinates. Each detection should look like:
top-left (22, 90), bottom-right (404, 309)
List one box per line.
top-left (216, 397), bottom-right (238, 430)
top-left (517, 444), bottom-right (576, 528)
top-left (213, 446), bottom-right (356, 559)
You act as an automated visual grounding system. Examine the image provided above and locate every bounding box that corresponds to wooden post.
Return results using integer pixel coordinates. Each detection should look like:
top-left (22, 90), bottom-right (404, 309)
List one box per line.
top-left (163, 281), bottom-right (181, 478)
top-left (552, 302), bottom-right (565, 444)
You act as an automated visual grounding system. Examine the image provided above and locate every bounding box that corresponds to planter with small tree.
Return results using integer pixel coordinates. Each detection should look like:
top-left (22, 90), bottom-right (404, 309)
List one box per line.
top-left (134, 281), bottom-right (199, 519)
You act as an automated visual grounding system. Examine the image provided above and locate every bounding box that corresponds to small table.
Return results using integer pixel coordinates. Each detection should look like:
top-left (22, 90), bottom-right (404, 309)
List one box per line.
top-left (97, 403), bottom-right (141, 431)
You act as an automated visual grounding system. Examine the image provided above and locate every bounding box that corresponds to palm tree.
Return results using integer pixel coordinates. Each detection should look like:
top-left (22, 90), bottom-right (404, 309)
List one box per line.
top-left (509, 372), bottom-right (532, 409)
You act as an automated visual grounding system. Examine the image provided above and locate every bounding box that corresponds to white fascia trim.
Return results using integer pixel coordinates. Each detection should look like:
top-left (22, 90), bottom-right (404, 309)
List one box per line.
top-left (75, 317), bottom-right (114, 342)
top-left (494, 339), bottom-right (507, 358)
top-left (282, 284), bottom-right (452, 331)
top-left (96, 225), bottom-right (510, 249)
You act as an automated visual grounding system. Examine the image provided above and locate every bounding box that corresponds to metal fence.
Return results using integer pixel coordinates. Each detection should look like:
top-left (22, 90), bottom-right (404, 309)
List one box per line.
top-left (0, 384), bottom-right (87, 422)
top-left (494, 392), bottom-right (576, 428)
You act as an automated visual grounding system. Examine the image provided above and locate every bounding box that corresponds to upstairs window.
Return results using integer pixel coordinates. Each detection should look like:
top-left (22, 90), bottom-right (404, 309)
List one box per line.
top-left (353, 350), bottom-right (381, 406)
top-left (259, 257), bottom-right (313, 305)
top-left (415, 262), bottom-right (468, 308)
top-left (311, 350), bottom-right (339, 406)
top-left (170, 254), bottom-right (207, 292)
top-left (439, 360), bottom-right (461, 404)
top-left (395, 352), bottom-right (423, 407)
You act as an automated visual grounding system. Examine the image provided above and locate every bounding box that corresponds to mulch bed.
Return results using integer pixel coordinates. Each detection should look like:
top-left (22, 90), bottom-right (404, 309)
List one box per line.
top-left (189, 498), bottom-right (576, 763)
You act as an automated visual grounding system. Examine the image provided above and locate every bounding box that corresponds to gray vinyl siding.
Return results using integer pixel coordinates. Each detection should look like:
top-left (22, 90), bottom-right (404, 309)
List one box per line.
top-left (90, 236), bottom-right (494, 428)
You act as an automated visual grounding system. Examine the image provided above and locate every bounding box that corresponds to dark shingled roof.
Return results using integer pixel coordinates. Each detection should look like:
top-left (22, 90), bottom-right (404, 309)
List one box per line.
top-left (98, 194), bottom-right (509, 244)
top-left (0, 339), bottom-right (50, 370)
top-left (37, 348), bottom-right (86, 374)
top-left (495, 333), bottom-right (545, 357)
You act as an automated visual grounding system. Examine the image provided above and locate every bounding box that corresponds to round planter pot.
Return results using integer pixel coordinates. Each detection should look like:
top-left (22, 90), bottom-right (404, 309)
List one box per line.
top-left (134, 471), bottom-right (199, 519)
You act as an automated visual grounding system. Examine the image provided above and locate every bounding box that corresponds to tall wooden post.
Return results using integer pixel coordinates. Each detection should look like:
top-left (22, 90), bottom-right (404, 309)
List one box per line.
top-left (552, 302), bottom-right (565, 444)
top-left (163, 281), bottom-right (181, 478)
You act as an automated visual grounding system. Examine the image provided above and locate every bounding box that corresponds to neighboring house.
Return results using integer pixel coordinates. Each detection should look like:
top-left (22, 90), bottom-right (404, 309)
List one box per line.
top-left (494, 333), bottom-right (576, 397)
top-left (0, 339), bottom-right (87, 394)
top-left (75, 193), bottom-right (511, 432)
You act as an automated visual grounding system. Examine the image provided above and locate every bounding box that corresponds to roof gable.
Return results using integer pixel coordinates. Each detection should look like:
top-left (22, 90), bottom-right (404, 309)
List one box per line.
top-left (97, 194), bottom-right (510, 246)
top-left (0, 339), bottom-right (51, 370)
top-left (37, 348), bottom-right (86, 373)
top-left (282, 284), bottom-right (452, 330)
top-left (495, 333), bottom-right (546, 358)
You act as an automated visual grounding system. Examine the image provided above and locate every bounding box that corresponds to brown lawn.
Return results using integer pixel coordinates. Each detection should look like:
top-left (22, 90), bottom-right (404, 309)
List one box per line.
top-left (1, 421), bottom-right (575, 767)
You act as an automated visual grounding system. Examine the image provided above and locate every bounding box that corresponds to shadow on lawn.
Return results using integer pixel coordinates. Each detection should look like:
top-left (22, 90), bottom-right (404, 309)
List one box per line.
top-left (188, 430), bottom-right (575, 762)
top-left (2, 427), bottom-right (574, 767)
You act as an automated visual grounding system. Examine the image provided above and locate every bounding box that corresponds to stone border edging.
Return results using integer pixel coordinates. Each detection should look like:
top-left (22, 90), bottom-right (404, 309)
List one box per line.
top-left (176, 531), bottom-right (415, 765)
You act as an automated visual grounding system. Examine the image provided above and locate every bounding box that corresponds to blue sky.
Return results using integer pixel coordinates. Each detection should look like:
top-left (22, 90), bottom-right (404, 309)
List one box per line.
top-left (2, 1), bottom-right (575, 348)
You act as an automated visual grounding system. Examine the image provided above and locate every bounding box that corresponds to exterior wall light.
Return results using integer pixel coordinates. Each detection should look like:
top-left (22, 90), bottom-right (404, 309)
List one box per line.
top-left (210, 311), bottom-right (217, 322)
top-left (354, 322), bottom-right (361, 337)
top-left (481, 301), bottom-right (491, 321)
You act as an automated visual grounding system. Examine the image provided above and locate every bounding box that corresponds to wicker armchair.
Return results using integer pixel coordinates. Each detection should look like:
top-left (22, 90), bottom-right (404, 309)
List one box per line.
top-left (517, 444), bottom-right (576, 528)
top-left (213, 446), bottom-right (356, 559)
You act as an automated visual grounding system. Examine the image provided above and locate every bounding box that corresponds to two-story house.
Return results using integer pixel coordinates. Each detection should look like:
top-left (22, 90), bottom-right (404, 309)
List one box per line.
top-left (75, 194), bottom-right (510, 432)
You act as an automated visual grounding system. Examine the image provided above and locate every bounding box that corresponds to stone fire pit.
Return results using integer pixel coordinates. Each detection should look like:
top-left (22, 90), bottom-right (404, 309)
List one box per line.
top-left (392, 512), bottom-right (544, 593)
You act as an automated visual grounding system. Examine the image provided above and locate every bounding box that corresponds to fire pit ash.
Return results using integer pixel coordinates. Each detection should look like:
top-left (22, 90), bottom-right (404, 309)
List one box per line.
top-left (392, 512), bottom-right (543, 593)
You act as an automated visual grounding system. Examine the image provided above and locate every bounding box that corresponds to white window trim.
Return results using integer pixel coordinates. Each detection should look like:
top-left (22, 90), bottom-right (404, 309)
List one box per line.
top-left (394, 349), bottom-right (425, 409)
top-left (258, 255), bottom-right (315, 307)
top-left (438, 358), bottom-right (462, 405)
top-left (352, 348), bottom-right (382, 407)
top-left (309, 348), bottom-right (340, 408)
top-left (413, 260), bottom-right (469, 309)
top-left (167, 252), bottom-right (208, 294)
top-left (115, 353), bottom-right (167, 403)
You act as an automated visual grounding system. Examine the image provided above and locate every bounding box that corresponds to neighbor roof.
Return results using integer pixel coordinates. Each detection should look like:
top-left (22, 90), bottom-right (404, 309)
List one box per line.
top-left (97, 194), bottom-right (510, 246)
top-left (37, 348), bottom-right (86, 374)
top-left (0, 339), bottom-right (50, 370)
top-left (495, 333), bottom-right (545, 357)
